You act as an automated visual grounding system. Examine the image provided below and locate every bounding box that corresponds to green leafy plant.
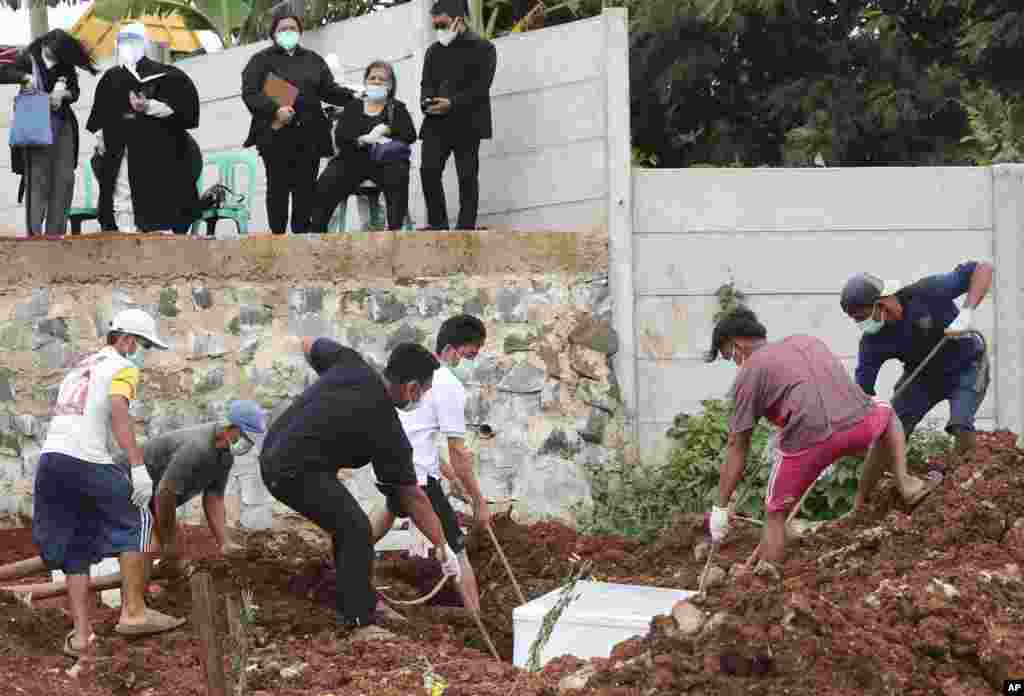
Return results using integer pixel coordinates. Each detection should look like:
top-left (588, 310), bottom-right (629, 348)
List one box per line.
top-left (526, 559), bottom-right (592, 673)
top-left (574, 398), bottom-right (952, 539)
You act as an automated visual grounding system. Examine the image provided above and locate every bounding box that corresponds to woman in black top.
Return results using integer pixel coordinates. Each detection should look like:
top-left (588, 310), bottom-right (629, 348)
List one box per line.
top-left (310, 60), bottom-right (416, 233)
top-left (0, 30), bottom-right (97, 238)
top-left (241, 11), bottom-right (355, 234)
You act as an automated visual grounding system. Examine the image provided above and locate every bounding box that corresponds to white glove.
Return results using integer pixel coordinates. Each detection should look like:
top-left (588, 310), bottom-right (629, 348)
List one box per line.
top-left (130, 466), bottom-right (154, 508)
top-left (709, 505), bottom-right (731, 543)
top-left (436, 544), bottom-right (462, 580)
top-left (945, 307), bottom-right (973, 336)
top-left (143, 99), bottom-right (175, 119)
top-left (367, 123), bottom-right (390, 140)
top-left (356, 134), bottom-right (374, 147)
top-left (49, 90), bottom-right (67, 109)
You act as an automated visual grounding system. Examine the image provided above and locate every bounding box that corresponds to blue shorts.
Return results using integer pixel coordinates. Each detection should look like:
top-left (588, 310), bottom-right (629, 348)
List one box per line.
top-left (32, 452), bottom-right (153, 575)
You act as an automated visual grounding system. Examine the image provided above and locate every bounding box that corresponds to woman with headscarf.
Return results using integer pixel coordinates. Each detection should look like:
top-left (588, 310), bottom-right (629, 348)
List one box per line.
top-left (241, 10), bottom-right (357, 234)
top-left (310, 60), bottom-right (416, 232)
top-left (0, 29), bottom-right (97, 238)
top-left (85, 23), bottom-right (202, 235)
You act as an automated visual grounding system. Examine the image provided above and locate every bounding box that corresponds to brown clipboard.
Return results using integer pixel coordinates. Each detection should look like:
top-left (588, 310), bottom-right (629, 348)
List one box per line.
top-left (264, 72), bottom-right (298, 130)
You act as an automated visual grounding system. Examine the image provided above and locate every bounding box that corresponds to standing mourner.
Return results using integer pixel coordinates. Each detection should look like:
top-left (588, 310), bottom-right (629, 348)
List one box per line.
top-left (419, 0), bottom-right (497, 231)
top-left (310, 60), bottom-right (416, 232)
top-left (85, 23), bottom-right (202, 234)
top-left (0, 30), bottom-right (97, 238)
top-left (241, 10), bottom-right (356, 234)
top-left (840, 260), bottom-right (993, 477)
top-left (705, 308), bottom-right (936, 577)
top-left (33, 309), bottom-right (184, 659)
top-left (118, 400), bottom-right (266, 574)
top-left (369, 315), bottom-right (491, 612)
top-left (259, 338), bottom-right (457, 631)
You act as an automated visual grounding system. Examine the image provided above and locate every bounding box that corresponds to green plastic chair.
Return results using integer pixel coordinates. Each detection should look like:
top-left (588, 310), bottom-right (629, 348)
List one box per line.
top-left (193, 149), bottom-right (258, 236)
top-left (328, 180), bottom-right (414, 232)
top-left (67, 159), bottom-right (100, 235)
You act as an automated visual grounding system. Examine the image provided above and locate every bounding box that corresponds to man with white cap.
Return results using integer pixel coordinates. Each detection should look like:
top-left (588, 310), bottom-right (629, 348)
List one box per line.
top-left (33, 308), bottom-right (184, 659)
top-left (85, 23), bottom-right (202, 234)
top-left (118, 400), bottom-right (266, 575)
top-left (840, 260), bottom-right (994, 476)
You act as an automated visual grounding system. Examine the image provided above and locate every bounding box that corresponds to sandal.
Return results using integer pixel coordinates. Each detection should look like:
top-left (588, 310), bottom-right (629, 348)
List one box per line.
top-left (115, 608), bottom-right (186, 636)
top-left (63, 630), bottom-right (96, 658)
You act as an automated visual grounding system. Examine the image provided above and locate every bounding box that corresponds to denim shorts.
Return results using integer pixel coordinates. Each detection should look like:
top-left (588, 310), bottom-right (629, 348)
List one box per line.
top-left (33, 452), bottom-right (152, 574)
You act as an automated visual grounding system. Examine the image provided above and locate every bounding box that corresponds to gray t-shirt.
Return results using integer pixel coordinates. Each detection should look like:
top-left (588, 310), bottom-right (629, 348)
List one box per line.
top-left (117, 423), bottom-right (233, 507)
top-left (729, 335), bottom-right (873, 454)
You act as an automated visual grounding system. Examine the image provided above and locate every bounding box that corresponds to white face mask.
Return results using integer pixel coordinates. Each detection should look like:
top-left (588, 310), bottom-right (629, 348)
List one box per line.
top-left (436, 19), bottom-right (460, 46)
top-left (41, 47), bottom-right (57, 68)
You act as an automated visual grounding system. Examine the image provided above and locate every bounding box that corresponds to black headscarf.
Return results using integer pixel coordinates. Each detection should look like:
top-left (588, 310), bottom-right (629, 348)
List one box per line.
top-left (430, 0), bottom-right (469, 17)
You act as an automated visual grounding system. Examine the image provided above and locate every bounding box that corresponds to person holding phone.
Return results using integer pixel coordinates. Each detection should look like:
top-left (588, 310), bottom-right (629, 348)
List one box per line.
top-left (419, 0), bottom-right (497, 231)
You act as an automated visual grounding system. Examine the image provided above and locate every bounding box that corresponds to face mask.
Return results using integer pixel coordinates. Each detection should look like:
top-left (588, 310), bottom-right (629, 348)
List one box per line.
top-left (126, 347), bottom-right (146, 369)
top-left (275, 30), bottom-right (300, 51)
top-left (436, 22), bottom-right (458, 46)
top-left (365, 85), bottom-right (389, 102)
top-left (42, 47), bottom-right (56, 68)
top-left (230, 434), bottom-right (254, 457)
top-left (857, 317), bottom-right (885, 336)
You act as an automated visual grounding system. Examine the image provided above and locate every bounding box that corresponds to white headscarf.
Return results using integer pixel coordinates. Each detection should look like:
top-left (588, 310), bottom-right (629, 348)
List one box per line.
top-left (116, 22), bottom-right (149, 70)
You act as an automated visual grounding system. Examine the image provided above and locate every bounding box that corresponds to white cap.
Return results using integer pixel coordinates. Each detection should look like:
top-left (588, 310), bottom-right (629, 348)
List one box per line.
top-left (108, 308), bottom-right (169, 350)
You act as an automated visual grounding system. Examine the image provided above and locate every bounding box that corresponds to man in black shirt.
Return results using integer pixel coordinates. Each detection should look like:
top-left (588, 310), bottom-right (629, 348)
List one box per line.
top-left (419, 0), bottom-right (497, 231)
top-left (259, 339), bottom-right (457, 628)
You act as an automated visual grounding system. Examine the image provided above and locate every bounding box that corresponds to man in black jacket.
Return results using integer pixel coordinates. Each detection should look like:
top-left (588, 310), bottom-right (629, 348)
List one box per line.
top-left (420, 0), bottom-right (497, 231)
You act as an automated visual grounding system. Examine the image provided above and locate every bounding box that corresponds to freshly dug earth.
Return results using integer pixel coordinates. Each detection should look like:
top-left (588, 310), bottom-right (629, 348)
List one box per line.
top-left (1, 431), bottom-right (1022, 695)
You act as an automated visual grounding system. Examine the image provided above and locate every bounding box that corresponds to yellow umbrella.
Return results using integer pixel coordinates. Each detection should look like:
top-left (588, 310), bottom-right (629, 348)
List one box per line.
top-left (69, 6), bottom-right (205, 60)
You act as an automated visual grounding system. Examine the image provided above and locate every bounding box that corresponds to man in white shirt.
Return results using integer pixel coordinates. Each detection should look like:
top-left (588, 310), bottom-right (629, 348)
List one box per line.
top-left (33, 309), bottom-right (185, 659)
top-left (370, 314), bottom-right (490, 612)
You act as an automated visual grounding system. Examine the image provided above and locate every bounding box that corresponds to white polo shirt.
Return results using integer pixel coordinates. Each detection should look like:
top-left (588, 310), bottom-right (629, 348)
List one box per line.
top-left (43, 347), bottom-right (140, 465)
top-left (398, 364), bottom-right (466, 485)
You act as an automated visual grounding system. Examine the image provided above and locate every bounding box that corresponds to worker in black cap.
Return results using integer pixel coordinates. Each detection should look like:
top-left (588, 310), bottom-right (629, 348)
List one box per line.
top-left (419, 0), bottom-right (497, 231)
top-left (839, 260), bottom-right (993, 476)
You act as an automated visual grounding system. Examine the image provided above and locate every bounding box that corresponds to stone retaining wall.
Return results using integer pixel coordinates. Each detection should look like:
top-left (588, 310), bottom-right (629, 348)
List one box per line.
top-left (0, 229), bottom-right (622, 528)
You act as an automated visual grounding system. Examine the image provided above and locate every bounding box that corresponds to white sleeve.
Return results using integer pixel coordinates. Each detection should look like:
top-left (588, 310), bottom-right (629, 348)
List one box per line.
top-left (144, 99), bottom-right (175, 118)
top-left (434, 380), bottom-right (467, 437)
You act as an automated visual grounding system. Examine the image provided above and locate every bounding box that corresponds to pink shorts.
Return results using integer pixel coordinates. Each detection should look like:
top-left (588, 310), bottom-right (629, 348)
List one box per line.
top-left (764, 400), bottom-right (893, 513)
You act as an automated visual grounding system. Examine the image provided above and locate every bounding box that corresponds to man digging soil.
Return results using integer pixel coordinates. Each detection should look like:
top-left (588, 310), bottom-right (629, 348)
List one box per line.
top-left (2, 401), bottom-right (266, 593)
top-left (705, 308), bottom-right (938, 580)
top-left (369, 315), bottom-right (491, 615)
top-left (259, 337), bottom-right (459, 639)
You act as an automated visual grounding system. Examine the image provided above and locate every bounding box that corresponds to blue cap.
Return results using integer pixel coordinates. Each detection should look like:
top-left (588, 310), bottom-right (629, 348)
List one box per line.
top-left (227, 400), bottom-right (266, 434)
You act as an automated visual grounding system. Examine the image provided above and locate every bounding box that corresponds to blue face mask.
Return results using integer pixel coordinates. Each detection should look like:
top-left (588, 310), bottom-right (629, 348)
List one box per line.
top-left (365, 85), bottom-right (389, 103)
top-left (275, 30), bottom-right (300, 51)
top-left (857, 317), bottom-right (884, 336)
top-left (126, 347), bottom-right (146, 369)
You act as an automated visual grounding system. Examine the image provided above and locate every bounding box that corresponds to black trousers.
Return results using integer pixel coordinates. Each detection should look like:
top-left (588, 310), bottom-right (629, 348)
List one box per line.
top-left (310, 156), bottom-right (410, 233)
top-left (420, 131), bottom-right (481, 230)
top-left (262, 463), bottom-right (375, 625)
top-left (260, 140), bottom-right (321, 235)
top-left (94, 134), bottom-right (126, 231)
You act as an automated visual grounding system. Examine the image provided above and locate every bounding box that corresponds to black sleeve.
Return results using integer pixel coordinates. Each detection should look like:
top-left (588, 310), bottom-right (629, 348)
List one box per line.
top-left (369, 408), bottom-right (417, 487)
top-left (450, 40), bottom-right (496, 113)
top-left (419, 45), bottom-right (438, 110)
top-left (390, 101), bottom-right (417, 144)
top-left (241, 52), bottom-right (278, 119)
top-left (157, 66), bottom-right (200, 130)
top-left (64, 65), bottom-right (81, 106)
top-left (308, 337), bottom-right (353, 375)
top-left (335, 103), bottom-right (368, 149)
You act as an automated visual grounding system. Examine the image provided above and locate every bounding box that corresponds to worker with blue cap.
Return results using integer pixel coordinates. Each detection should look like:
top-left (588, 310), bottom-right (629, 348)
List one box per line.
top-left (118, 399), bottom-right (267, 573)
top-left (840, 260), bottom-right (993, 477)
